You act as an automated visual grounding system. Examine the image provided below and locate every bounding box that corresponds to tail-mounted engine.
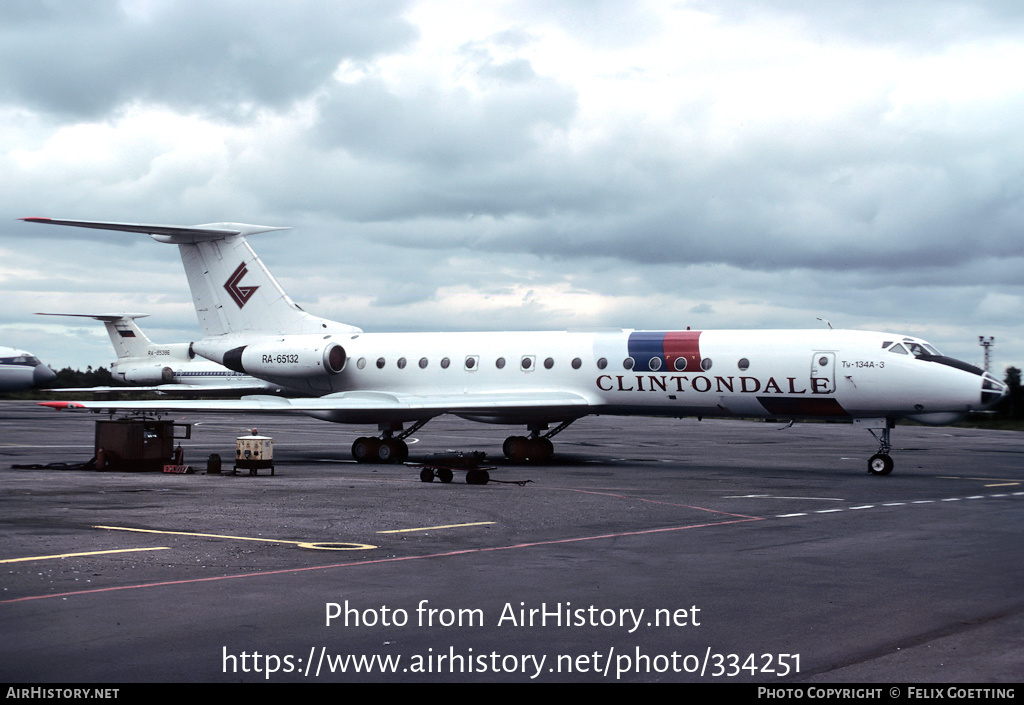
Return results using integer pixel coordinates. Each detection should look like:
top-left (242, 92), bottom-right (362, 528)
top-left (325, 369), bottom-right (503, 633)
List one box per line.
top-left (120, 365), bottom-right (175, 385)
top-left (222, 341), bottom-right (346, 379)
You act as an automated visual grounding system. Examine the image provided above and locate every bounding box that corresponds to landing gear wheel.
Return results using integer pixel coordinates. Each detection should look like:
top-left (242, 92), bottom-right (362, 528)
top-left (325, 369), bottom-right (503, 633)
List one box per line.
top-left (503, 435), bottom-right (530, 463)
top-left (352, 437), bottom-right (370, 463)
top-left (352, 437), bottom-right (382, 463)
top-left (466, 469), bottom-right (490, 485)
top-left (394, 439), bottom-right (409, 462)
top-left (867, 453), bottom-right (894, 476)
top-left (437, 468), bottom-right (454, 483)
top-left (419, 467), bottom-right (435, 482)
top-left (504, 436), bottom-right (554, 463)
top-left (377, 439), bottom-right (409, 463)
top-left (531, 437), bottom-right (554, 463)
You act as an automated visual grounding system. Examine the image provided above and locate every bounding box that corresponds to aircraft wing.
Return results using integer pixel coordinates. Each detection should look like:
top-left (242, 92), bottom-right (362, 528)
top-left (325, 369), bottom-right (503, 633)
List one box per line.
top-left (47, 383), bottom-right (289, 395)
top-left (39, 390), bottom-right (591, 423)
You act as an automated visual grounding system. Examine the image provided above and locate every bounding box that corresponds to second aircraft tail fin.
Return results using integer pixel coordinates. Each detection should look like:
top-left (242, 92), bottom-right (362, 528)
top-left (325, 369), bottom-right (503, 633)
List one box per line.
top-left (36, 312), bottom-right (157, 359)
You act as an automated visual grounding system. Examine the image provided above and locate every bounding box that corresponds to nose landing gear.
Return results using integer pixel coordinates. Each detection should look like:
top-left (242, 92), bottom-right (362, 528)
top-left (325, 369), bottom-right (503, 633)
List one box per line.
top-left (866, 421), bottom-right (894, 476)
top-left (867, 452), bottom-right (894, 476)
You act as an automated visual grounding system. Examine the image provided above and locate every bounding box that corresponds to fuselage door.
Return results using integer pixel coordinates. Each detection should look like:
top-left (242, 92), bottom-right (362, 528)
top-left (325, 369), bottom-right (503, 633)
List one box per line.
top-left (811, 352), bottom-right (836, 394)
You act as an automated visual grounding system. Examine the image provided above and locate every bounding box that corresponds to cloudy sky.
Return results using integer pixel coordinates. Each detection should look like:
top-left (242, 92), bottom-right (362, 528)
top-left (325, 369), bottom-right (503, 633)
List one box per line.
top-left (1, 0), bottom-right (1021, 376)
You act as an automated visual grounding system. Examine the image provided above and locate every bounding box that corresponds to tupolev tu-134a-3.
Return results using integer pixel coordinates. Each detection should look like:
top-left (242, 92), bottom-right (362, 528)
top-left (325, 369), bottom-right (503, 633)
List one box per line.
top-left (24, 217), bottom-right (1008, 477)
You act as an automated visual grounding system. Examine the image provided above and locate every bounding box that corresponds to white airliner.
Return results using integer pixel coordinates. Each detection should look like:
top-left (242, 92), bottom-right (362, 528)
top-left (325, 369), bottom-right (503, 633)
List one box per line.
top-left (35, 312), bottom-right (285, 394)
top-left (24, 217), bottom-right (1008, 477)
top-left (0, 345), bottom-right (57, 392)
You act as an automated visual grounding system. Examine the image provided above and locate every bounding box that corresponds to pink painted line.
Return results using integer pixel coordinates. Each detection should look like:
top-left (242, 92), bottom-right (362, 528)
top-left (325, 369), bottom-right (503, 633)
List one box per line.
top-left (1, 516), bottom-right (762, 605)
top-left (568, 488), bottom-right (764, 520)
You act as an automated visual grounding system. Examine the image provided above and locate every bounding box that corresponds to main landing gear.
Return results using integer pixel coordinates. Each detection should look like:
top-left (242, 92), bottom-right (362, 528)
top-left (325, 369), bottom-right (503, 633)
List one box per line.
top-left (352, 436), bottom-right (408, 463)
top-left (503, 435), bottom-right (552, 463)
top-left (502, 420), bottom-right (574, 464)
top-left (351, 419), bottom-right (429, 464)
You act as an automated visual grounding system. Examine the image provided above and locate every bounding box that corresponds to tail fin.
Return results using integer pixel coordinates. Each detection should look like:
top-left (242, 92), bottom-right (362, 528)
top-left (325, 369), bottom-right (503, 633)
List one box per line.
top-left (174, 226), bottom-right (362, 339)
top-left (23, 218), bottom-right (361, 339)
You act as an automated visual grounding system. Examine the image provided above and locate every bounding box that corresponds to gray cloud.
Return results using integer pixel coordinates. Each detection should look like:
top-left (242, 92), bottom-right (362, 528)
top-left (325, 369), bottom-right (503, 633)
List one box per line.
top-left (0, 0), bottom-right (417, 120)
top-left (709, 0), bottom-right (1024, 47)
top-left (314, 66), bottom-right (576, 174)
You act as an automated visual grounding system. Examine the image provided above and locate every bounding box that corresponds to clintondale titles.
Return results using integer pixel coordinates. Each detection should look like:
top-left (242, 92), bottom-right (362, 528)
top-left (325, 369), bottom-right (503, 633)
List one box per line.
top-left (327, 600), bottom-right (701, 635)
top-left (595, 374), bottom-right (832, 395)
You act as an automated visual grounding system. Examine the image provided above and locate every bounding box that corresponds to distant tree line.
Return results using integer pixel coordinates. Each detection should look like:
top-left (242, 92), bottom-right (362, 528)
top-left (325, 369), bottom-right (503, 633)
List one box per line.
top-left (0, 366), bottom-right (122, 399)
top-left (51, 366), bottom-right (118, 388)
top-left (997, 366), bottom-right (1023, 420)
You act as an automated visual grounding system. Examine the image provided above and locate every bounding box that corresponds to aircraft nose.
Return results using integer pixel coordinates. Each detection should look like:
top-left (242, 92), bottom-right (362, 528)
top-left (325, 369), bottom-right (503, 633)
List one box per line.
top-left (34, 364), bottom-right (57, 386)
top-left (980, 372), bottom-right (1008, 408)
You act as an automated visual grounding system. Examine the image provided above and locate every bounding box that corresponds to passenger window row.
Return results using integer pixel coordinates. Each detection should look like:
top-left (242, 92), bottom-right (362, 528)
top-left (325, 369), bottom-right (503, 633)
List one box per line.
top-left (352, 355), bottom-right (740, 372)
top-left (354, 355), bottom-right (589, 371)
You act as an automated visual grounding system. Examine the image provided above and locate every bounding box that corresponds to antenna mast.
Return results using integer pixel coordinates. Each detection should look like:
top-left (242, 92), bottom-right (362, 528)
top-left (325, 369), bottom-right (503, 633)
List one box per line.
top-left (978, 336), bottom-right (994, 372)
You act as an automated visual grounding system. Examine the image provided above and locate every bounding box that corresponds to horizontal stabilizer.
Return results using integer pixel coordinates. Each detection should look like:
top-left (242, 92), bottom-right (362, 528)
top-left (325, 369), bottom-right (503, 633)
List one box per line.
top-left (22, 216), bottom-right (354, 339)
top-left (37, 312), bottom-right (150, 322)
top-left (21, 218), bottom-right (288, 243)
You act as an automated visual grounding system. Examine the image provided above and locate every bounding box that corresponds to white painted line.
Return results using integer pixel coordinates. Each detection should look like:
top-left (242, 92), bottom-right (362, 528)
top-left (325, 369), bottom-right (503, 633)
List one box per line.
top-left (725, 495), bottom-right (844, 501)
top-left (756, 490), bottom-right (1022, 523)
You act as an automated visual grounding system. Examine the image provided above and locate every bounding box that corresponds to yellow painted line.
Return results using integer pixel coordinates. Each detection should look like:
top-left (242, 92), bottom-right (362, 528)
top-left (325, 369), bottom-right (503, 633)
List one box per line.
top-left (94, 525), bottom-right (376, 551)
top-left (0, 547), bottom-right (171, 564)
top-left (938, 476), bottom-right (1021, 487)
top-left (378, 521), bottom-right (495, 534)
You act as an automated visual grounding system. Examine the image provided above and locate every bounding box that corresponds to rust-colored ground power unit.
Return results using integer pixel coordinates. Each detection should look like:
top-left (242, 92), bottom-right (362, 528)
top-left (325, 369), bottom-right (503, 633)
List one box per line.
top-left (94, 418), bottom-right (191, 471)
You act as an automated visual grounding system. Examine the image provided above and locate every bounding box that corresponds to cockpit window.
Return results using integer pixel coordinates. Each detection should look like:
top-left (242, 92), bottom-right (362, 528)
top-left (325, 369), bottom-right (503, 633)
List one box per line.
top-left (0, 356), bottom-right (38, 366)
top-left (889, 340), bottom-right (943, 357)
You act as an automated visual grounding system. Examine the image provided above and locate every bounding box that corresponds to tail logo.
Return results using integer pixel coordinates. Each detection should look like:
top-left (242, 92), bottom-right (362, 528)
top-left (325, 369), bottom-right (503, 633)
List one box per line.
top-left (224, 262), bottom-right (260, 308)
